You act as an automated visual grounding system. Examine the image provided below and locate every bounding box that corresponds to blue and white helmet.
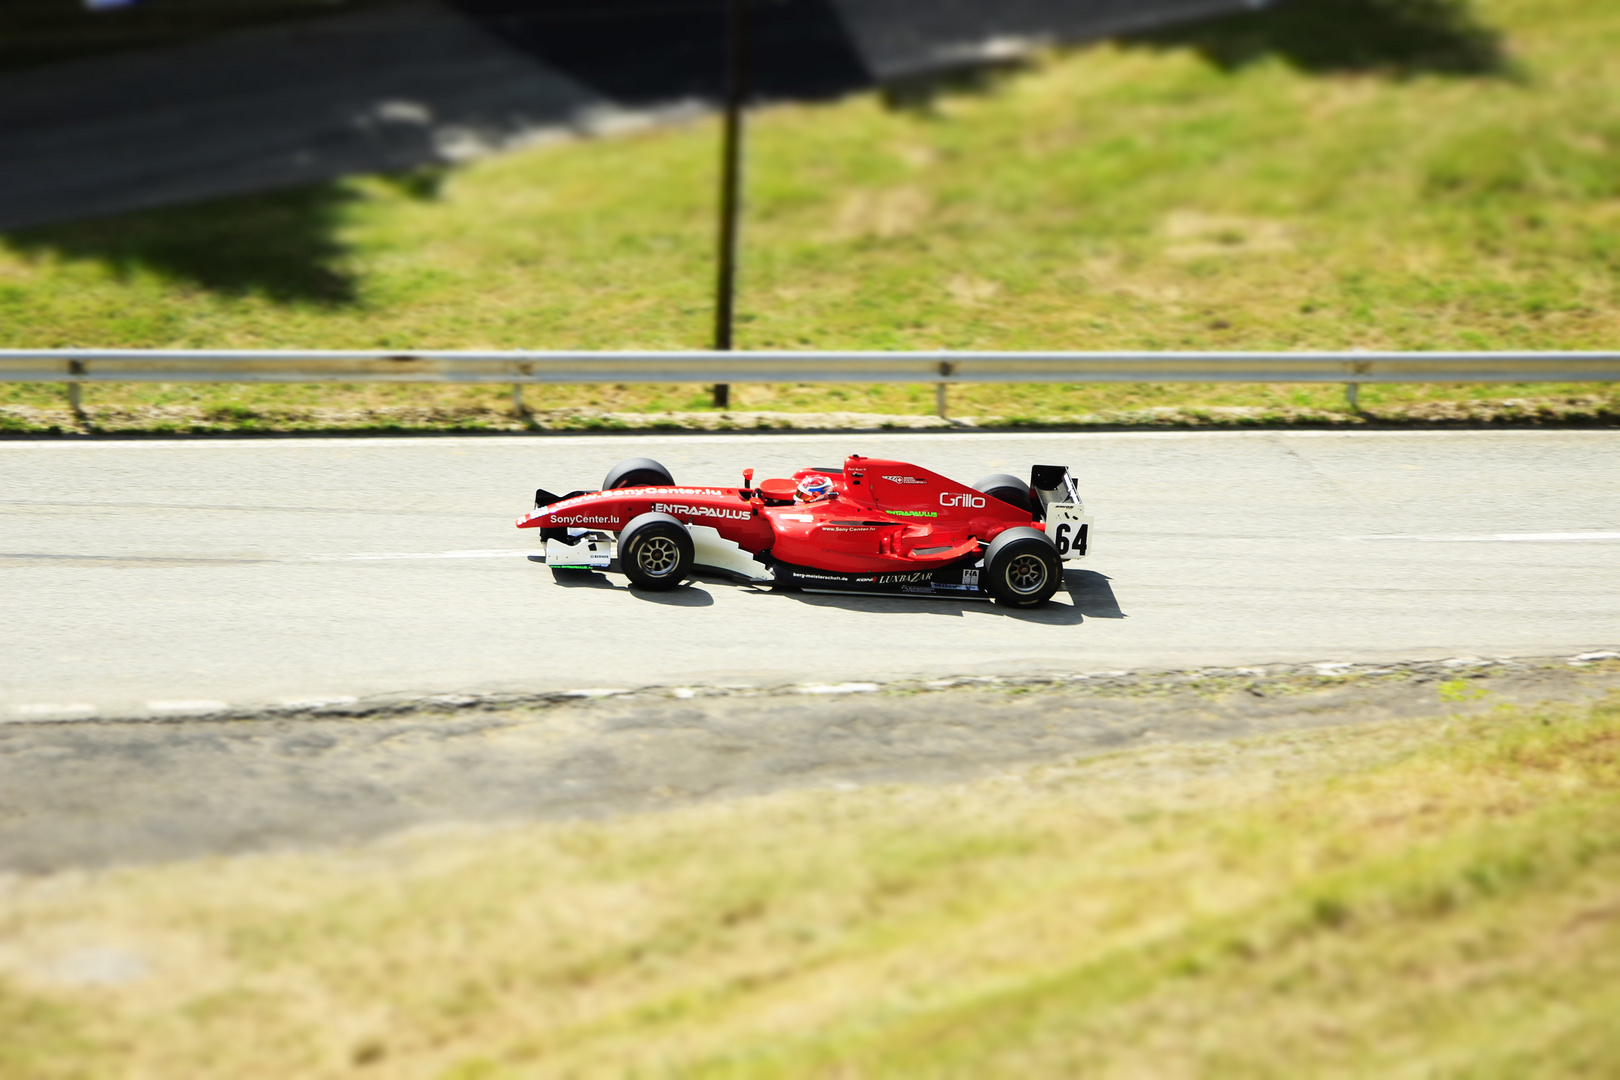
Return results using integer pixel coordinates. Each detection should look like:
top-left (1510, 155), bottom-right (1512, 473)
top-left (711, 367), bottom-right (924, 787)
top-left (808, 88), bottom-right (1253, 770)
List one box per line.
top-left (796, 474), bottom-right (835, 502)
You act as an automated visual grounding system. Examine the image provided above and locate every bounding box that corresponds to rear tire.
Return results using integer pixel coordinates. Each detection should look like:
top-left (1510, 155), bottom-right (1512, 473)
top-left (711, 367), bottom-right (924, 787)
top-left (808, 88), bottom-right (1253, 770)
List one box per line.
top-left (983, 527), bottom-right (1061, 607)
top-left (603, 457), bottom-right (674, 491)
top-left (618, 512), bottom-right (693, 590)
top-left (973, 473), bottom-right (1036, 517)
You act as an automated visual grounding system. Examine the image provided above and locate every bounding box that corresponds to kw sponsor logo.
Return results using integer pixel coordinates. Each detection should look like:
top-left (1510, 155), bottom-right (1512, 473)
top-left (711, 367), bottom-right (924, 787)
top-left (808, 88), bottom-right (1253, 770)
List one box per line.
top-left (940, 492), bottom-right (987, 508)
top-left (882, 475), bottom-right (925, 484)
top-left (654, 502), bottom-right (751, 521)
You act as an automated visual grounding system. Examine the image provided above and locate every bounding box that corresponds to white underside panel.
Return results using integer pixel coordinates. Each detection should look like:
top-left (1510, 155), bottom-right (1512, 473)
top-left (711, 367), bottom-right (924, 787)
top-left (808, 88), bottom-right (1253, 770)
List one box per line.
top-left (688, 525), bottom-right (774, 581)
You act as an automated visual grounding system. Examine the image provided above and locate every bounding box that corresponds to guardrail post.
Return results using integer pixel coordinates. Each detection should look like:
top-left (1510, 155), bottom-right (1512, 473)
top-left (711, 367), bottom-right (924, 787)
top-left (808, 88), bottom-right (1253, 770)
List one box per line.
top-left (67, 359), bottom-right (85, 417)
top-left (936, 360), bottom-right (955, 418)
top-left (512, 384), bottom-right (524, 412)
top-left (1346, 356), bottom-right (1370, 412)
top-left (710, 0), bottom-right (749, 412)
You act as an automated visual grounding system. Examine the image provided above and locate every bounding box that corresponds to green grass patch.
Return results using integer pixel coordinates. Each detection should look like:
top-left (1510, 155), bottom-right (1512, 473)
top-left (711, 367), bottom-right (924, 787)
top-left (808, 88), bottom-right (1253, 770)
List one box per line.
top-left (2, 0), bottom-right (1619, 428)
top-left (3, 692), bottom-right (1619, 1076)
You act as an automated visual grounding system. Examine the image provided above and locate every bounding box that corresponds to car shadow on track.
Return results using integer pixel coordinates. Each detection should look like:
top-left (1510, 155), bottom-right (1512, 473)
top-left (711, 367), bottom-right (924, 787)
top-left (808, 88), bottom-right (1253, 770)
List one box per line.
top-left (544, 565), bottom-right (717, 606)
top-left (749, 570), bottom-right (1125, 625)
top-left (533, 559), bottom-right (1125, 620)
top-left (1067, 570), bottom-right (1127, 619)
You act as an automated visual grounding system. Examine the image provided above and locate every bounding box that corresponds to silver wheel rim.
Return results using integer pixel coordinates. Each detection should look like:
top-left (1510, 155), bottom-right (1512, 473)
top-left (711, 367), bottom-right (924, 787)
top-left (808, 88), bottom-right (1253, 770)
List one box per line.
top-left (1005, 552), bottom-right (1048, 595)
top-left (637, 535), bottom-right (681, 578)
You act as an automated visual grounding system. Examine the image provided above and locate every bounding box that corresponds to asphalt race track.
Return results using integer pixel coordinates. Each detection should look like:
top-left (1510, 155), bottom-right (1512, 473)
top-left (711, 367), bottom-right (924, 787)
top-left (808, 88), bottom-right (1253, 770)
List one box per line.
top-left (2, 430), bottom-right (1618, 721)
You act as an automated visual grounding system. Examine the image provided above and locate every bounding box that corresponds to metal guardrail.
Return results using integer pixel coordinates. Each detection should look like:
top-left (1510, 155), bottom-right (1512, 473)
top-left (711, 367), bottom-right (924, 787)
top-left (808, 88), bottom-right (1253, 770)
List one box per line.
top-left (4, 349), bottom-right (1619, 385)
top-left (5, 348), bottom-right (1617, 415)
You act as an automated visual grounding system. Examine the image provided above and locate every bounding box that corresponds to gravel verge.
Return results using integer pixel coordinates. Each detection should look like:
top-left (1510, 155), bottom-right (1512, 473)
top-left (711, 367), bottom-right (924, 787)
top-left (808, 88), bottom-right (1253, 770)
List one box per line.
top-left (2, 652), bottom-right (1615, 873)
top-left (4, 395), bottom-right (1618, 437)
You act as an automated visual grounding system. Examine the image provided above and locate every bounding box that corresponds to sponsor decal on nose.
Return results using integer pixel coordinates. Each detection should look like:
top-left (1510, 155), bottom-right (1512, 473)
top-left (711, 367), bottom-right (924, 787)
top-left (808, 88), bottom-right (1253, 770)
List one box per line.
top-left (653, 502), bottom-right (751, 521)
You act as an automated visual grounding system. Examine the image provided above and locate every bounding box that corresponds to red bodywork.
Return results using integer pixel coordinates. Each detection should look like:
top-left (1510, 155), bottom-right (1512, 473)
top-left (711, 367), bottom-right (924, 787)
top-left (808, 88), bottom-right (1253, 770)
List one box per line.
top-left (516, 454), bottom-right (1039, 572)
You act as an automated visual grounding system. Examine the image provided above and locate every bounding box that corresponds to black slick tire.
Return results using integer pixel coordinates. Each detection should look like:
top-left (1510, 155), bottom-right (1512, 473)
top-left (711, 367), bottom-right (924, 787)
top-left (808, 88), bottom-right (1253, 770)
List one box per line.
top-left (973, 473), bottom-right (1037, 517)
top-left (618, 512), bottom-right (693, 590)
top-left (982, 526), bottom-right (1062, 607)
top-left (603, 457), bottom-right (674, 491)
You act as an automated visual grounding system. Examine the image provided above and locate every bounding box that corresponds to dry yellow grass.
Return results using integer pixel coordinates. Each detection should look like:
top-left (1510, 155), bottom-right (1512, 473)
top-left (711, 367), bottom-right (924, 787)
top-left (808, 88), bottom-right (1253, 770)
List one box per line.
top-left (3, 686), bottom-right (1618, 1078)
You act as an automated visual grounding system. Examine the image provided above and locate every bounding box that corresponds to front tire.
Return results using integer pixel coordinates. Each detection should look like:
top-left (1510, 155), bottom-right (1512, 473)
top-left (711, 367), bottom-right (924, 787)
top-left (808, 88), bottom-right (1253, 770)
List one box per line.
top-left (618, 512), bottom-right (693, 590)
top-left (983, 527), bottom-right (1062, 607)
top-left (603, 457), bottom-right (674, 491)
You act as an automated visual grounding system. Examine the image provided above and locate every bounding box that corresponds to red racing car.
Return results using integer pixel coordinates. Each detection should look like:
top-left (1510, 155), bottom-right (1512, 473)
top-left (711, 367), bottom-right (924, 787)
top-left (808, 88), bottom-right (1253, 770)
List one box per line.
top-left (516, 455), bottom-right (1093, 607)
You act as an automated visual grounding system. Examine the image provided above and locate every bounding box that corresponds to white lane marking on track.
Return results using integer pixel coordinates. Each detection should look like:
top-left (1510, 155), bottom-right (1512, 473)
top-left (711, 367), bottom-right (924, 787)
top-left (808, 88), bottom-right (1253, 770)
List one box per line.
top-left (279, 696), bottom-right (359, 708)
top-left (798, 682), bottom-right (880, 695)
top-left (11, 703), bottom-right (95, 718)
top-left (1349, 531), bottom-right (1620, 543)
top-left (147, 700), bottom-right (228, 712)
top-left (0, 550), bottom-right (540, 565)
top-left (303, 549), bottom-right (538, 561)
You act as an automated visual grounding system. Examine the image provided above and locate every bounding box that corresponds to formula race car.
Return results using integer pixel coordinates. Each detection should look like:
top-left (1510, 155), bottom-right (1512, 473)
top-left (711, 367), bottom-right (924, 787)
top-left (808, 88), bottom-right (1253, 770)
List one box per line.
top-left (516, 455), bottom-right (1093, 607)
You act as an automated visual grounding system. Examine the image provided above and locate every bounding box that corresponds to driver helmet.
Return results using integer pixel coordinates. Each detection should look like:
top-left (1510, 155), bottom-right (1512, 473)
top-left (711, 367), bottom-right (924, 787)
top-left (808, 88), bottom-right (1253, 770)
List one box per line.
top-left (796, 474), bottom-right (835, 502)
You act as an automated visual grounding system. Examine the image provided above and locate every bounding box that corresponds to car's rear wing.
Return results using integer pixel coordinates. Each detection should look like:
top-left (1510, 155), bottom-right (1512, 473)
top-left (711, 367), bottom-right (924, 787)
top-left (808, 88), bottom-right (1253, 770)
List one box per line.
top-left (1030, 465), bottom-right (1091, 559)
top-left (1029, 465), bottom-right (1082, 518)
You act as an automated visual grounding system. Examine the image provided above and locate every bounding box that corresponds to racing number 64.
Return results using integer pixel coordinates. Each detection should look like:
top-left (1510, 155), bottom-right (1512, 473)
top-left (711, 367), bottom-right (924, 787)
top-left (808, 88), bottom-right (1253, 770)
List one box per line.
top-left (1053, 521), bottom-right (1089, 557)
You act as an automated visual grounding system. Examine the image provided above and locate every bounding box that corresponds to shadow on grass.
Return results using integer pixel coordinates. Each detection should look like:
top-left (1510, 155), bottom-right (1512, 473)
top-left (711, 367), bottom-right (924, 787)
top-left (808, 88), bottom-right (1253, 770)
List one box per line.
top-left (0, 1), bottom-right (1510, 305)
top-left (1130, 0), bottom-right (1512, 77)
top-left (879, 58), bottom-right (1035, 115)
top-left (4, 183), bottom-right (362, 305)
top-left (0, 1), bottom-right (402, 74)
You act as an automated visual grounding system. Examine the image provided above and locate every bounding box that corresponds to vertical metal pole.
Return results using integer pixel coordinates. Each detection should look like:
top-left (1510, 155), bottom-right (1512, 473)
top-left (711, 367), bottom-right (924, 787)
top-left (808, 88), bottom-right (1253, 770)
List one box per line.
top-left (935, 382), bottom-right (946, 419)
top-left (67, 359), bottom-right (85, 420)
top-left (1345, 382), bottom-right (1360, 411)
top-left (711, 0), bottom-right (747, 409)
top-left (512, 384), bottom-right (524, 413)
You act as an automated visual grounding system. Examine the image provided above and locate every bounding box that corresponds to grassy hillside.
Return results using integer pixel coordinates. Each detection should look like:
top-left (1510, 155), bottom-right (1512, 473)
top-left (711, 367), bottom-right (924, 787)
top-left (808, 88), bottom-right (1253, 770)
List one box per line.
top-left (2, 0), bottom-right (1618, 429)
top-left (3, 680), bottom-right (1618, 1077)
